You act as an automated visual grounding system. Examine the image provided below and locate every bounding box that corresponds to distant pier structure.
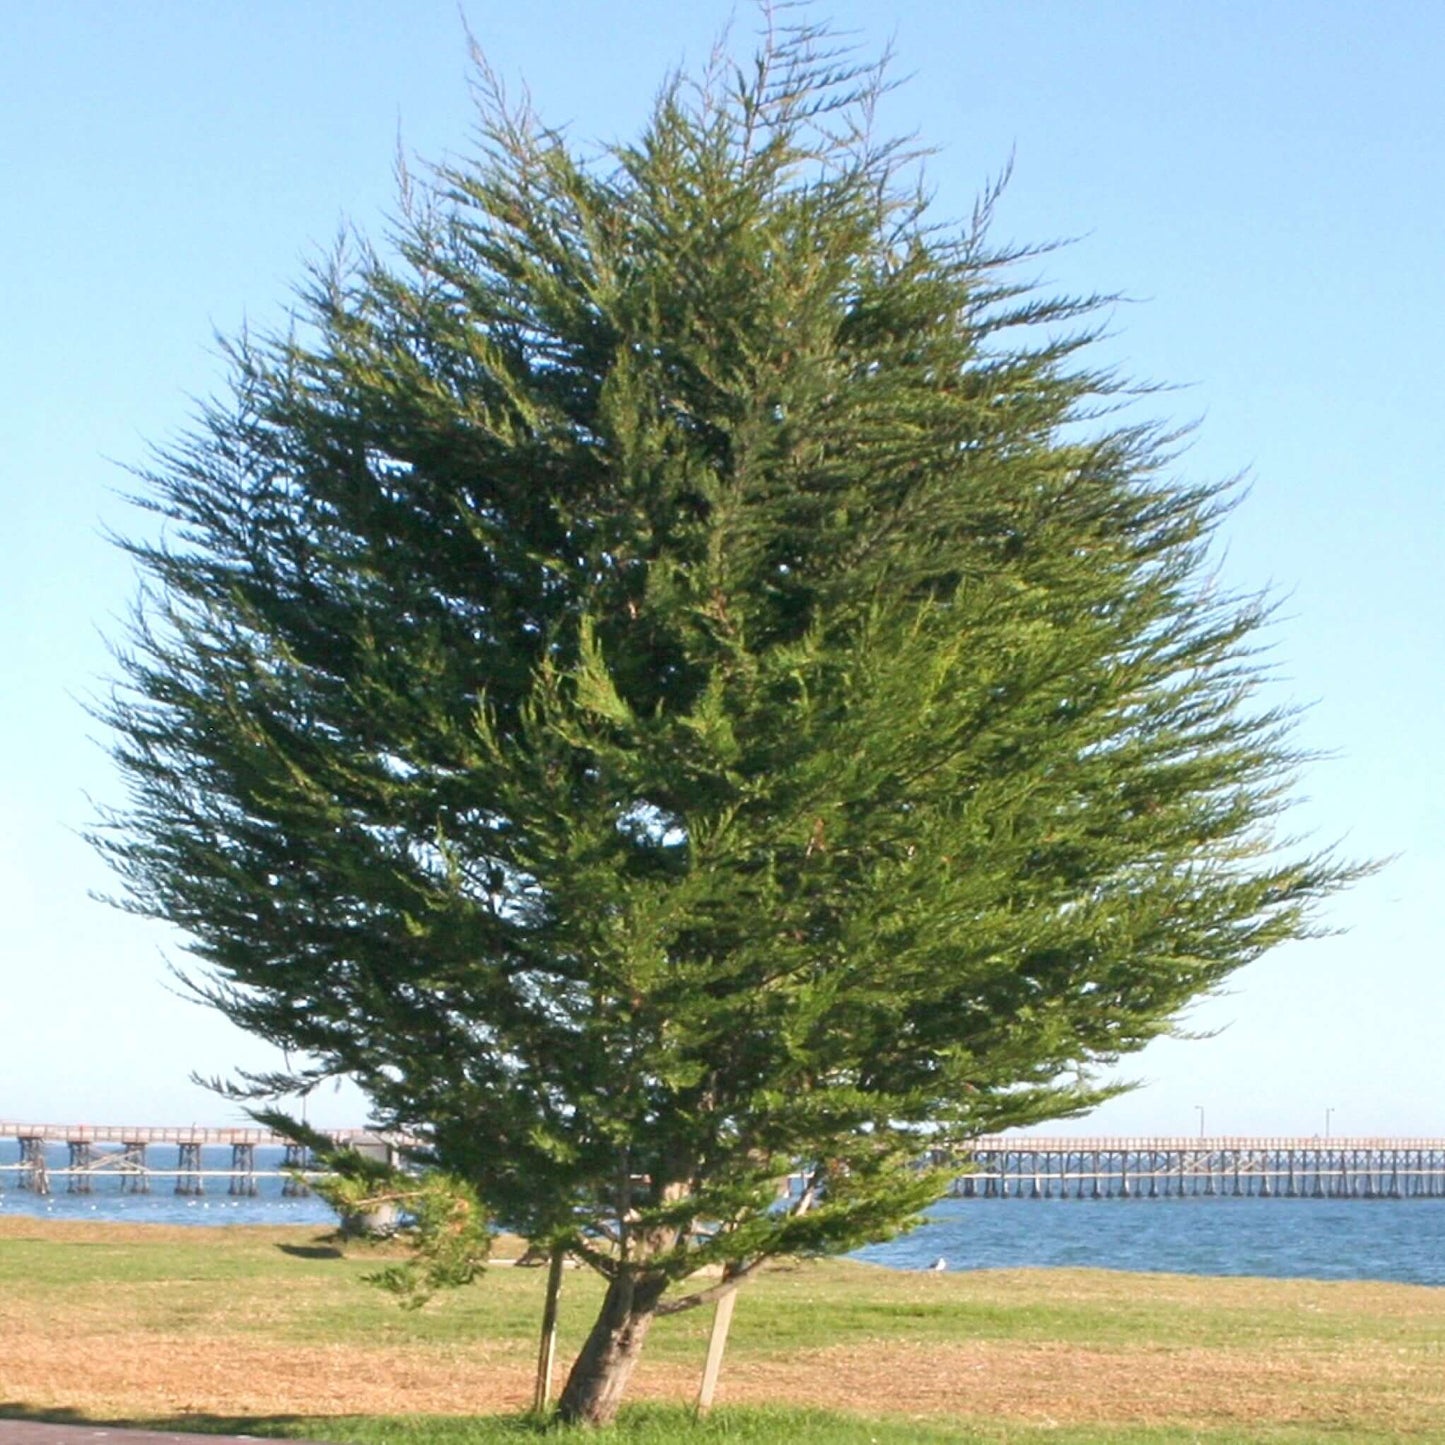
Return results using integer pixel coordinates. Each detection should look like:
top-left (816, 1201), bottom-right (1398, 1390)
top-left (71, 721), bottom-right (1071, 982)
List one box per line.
top-left (0, 1121), bottom-right (402, 1197)
top-left (950, 1137), bottom-right (1445, 1199)
top-left (7, 1125), bottom-right (1444, 1202)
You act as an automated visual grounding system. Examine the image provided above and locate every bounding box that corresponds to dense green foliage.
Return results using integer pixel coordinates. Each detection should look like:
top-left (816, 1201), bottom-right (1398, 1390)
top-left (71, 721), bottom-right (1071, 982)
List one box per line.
top-left (94, 16), bottom-right (1350, 1420)
top-left (287, 1129), bottom-right (492, 1308)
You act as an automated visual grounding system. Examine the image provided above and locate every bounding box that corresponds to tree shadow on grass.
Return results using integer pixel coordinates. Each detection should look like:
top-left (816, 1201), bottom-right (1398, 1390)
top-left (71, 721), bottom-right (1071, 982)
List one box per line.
top-left (0, 1406), bottom-right (555, 1442)
top-left (0, 1404), bottom-right (339, 1440)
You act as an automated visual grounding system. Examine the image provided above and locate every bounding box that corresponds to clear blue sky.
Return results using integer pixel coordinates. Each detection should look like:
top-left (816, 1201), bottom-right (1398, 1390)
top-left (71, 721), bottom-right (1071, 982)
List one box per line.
top-left (2, 1), bottom-right (1440, 1134)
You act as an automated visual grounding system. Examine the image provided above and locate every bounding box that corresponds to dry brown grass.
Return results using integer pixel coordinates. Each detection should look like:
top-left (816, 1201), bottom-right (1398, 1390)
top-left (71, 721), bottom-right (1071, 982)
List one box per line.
top-left (1, 1330), bottom-right (536, 1418)
top-left (714, 1338), bottom-right (1445, 1433)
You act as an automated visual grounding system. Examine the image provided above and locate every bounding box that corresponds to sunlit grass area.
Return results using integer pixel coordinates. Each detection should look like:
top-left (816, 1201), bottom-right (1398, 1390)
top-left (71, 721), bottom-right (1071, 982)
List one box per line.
top-left (2, 1218), bottom-right (1443, 1441)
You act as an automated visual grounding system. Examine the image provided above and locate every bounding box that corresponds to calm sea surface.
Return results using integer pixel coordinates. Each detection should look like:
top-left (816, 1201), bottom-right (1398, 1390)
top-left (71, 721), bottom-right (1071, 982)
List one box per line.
top-left (4, 1144), bottom-right (1443, 1286)
top-left (860, 1195), bottom-right (1445, 1285)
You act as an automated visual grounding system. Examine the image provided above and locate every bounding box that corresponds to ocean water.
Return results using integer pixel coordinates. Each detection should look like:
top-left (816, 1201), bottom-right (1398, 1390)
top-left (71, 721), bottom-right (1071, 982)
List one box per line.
top-left (5, 1142), bottom-right (1443, 1287)
top-left (856, 1194), bottom-right (1445, 1286)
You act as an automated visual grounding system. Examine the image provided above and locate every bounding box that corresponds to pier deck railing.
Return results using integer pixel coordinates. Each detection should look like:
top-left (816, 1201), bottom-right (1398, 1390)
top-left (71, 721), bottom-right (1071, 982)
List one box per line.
top-left (0, 1121), bottom-right (400, 1146)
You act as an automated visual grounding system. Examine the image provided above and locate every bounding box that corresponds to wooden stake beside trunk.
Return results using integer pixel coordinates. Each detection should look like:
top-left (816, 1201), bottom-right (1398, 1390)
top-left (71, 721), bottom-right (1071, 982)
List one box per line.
top-left (531, 1245), bottom-right (566, 1414)
top-left (695, 1272), bottom-right (741, 1414)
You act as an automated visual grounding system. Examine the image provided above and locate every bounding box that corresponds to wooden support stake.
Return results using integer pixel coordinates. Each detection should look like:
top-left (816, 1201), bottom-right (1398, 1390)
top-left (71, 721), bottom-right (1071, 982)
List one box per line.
top-left (532, 1245), bottom-right (566, 1415)
top-left (695, 1277), bottom-right (740, 1415)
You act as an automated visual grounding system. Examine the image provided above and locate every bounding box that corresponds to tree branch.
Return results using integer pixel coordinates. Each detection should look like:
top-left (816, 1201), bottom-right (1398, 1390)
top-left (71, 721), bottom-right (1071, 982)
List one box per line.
top-left (655, 1258), bottom-right (759, 1316)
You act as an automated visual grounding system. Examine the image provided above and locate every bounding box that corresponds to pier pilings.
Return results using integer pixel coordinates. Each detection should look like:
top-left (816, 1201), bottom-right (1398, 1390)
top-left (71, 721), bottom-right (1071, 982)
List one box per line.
top-left (65, 1141), bottom-right (94, 1193)
top-left (230, 1142), bottom-right (257, 1196)
top-left (281, 1142), bottom-right (313, 1197)
top-left (175, 1141), bottom-right (204, 1195)
top-left (17, 1135), bottom-right (48, 1194)
top-left (120, 1140), bottom-right (149, 1193)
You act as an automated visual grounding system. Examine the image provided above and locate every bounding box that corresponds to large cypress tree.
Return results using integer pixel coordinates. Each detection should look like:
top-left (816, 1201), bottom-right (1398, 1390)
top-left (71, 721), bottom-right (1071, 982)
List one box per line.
top-left (96, 20), bottom-right (1352, 1425)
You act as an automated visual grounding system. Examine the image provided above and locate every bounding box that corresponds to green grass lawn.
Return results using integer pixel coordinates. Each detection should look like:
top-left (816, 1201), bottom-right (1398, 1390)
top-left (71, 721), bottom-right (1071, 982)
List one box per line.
top-left (2, 1219), bottom-right (1443, 1442)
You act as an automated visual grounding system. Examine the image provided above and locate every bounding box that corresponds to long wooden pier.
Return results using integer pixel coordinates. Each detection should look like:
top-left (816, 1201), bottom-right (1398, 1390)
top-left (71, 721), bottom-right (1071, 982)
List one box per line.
top-left (0, 1120), bottom-right (401, 1198)
top-left (7, 1125), bottom-right (1445, 1202)
top-left (952, 1136), bottom-right (1445, 1199)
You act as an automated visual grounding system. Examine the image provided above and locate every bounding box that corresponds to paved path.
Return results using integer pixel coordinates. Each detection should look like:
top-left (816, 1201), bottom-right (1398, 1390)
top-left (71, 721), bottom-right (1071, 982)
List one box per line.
top-left (0, 1425), bottom-right (332, 1444)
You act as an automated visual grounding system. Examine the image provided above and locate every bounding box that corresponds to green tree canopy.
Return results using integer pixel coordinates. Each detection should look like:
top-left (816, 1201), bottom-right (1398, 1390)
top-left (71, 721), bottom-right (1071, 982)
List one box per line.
top-left (95, 19), bottom-right (1354, 1425)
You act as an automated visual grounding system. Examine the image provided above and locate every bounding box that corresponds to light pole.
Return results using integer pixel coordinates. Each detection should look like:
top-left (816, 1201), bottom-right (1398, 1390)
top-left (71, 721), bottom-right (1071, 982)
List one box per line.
top-left (1195, 1105), bottom-right (1205, 1139)
top-left (1324, 1107), bottom-right (1334, 1140)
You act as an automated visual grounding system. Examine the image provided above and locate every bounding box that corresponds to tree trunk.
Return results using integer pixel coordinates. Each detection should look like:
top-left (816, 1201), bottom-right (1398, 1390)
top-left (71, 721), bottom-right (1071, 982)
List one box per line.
top-left (555, 1269), bottom-right (668, 1426)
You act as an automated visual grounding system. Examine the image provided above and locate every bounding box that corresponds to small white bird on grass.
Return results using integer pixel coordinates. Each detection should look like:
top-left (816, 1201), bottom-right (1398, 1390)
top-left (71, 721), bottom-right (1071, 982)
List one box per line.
top-left (928, 1256), bottom-right (947, 1271)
